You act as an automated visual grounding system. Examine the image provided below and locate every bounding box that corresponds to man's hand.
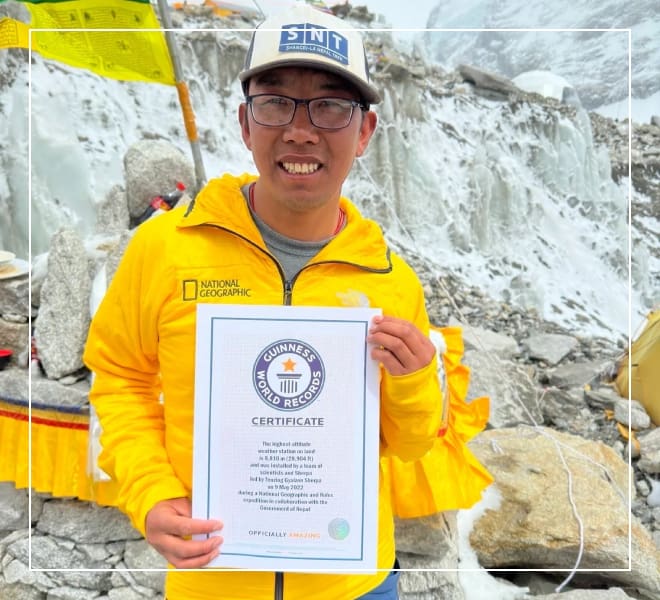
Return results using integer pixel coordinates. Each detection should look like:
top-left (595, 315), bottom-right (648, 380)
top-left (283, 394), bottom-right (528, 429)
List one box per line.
top-left (145, 497), bottom-right (223, 568)
top-left (367, 315), bottom-right (435, 376)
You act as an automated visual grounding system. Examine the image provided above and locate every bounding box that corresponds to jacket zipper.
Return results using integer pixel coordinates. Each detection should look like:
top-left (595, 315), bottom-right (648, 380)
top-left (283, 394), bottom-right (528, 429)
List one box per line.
top-left (283, 279), bottom-right (293, 305)
top-left (200, 225), bottom-right (392, 307)
top-left (199, 225), bottom-right (392, 599)
top-left (274, 571), bottom-right (284, 600)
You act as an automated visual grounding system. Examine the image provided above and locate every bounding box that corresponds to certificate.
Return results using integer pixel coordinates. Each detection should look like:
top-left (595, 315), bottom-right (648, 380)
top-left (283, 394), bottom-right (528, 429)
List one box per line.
top-left (192, 304), bottom-right (381, 572)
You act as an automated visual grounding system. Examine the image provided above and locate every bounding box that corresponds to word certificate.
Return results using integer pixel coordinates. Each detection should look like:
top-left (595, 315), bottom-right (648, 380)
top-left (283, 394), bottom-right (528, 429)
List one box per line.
top-left (193, 304), bottom-right (381, 572)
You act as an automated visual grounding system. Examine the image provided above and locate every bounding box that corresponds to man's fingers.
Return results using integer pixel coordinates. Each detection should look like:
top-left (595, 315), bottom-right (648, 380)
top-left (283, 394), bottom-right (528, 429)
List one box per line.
top-left (145, 499), bottom-right (224, 568)
top-left (171, 517), bottom-right (223, 538)
top-left (367, 315), bottom-right (435, 375)
top-left (167, 533), bottom-right (223, 562)
top-left (171, 549), bottom-right (221, 570)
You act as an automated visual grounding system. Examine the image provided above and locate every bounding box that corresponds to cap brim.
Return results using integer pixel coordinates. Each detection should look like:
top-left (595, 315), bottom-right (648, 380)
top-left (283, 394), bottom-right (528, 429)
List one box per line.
top-left (239, 59), bottom-right (382, 105)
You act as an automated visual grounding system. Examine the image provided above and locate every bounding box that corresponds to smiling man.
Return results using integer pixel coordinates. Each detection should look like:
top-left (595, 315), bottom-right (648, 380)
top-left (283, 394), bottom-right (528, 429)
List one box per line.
top-left (84, 4), bottom-right (443, 600)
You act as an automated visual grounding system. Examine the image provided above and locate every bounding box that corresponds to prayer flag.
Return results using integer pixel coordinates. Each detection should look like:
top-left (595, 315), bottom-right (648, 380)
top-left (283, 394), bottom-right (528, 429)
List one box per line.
top-left (0, 16), bottom-right (31, 49)
top-left (0, 0), bottom-right (175, 85)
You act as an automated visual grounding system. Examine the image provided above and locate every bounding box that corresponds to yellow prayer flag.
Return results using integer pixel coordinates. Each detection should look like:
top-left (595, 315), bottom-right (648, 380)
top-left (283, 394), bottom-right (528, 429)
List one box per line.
top-left (0, 17), bottom-right (30, 50)
top-left (21, 0), bottom-right (175, 85)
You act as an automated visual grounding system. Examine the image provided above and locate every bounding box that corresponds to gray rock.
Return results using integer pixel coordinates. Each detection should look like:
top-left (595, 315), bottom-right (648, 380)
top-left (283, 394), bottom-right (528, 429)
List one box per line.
top-left (584, 386), bottom-right (622, 409)
top-left (638, 429), bottom-right (660, 475)
top-left (36, 501), bottom-right (141, 545)
top-left (0, 485), bottom-right (29, 532)
top-left (31, 375), bottom-right (90, 409)
top-left (523, 332), bottom-right (579, 365)
top-left (464, 349), bottom-right (542, 427)
top-left (397, 553), bottom-right (463, 600)
top-left (0, 580), bottom-right (45, 600)
top-left (448, 318), bottom-right (519, 358)
top-left (94, 184), bottom-right (130, 234)
top-left (468, 427), bottom-right (660, 597)
top-left (47, 587), bottom-right (101, 600)
top-left (0, 367), bottom-right (27, 400)
top-left (33, 229), bottom-right (91, 380)
top-left (539, 387), bottom-right (590, 432)
top-left (2, 551), bottom-right (55, 589)
top-left (395, 511), bottom-right (457, 557)
top-left (613, 398), bottom-right (651, 430)
top-left (0, 319), bottom-right (29, 366)
top-left (458, 64), bottom-right (519, 96)
top-left (0, 275), bottom-right (29, 318)
top-left (544, 360), bottom-right (612, 388)
top-left (107, 587), bottom-right (157, 600)
top-left (123, 540), bottom-right (166, 590)
top-left (11, 536), bottom-right (111, 590)
top-left (124, 140), bottom-right (194, 220)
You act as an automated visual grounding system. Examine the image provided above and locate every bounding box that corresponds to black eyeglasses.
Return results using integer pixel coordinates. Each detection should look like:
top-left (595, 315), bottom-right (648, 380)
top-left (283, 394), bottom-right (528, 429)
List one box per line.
top-left (246, 94), bottom-right (366, 130)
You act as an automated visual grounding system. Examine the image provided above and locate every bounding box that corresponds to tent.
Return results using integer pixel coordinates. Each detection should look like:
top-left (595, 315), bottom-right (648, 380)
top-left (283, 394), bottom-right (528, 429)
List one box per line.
top-left (615, 310), bottom-right (660, 425)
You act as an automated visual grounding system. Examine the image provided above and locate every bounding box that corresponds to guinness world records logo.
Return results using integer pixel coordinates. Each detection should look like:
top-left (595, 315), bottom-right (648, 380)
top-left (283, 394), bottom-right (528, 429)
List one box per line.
top-left (252, 339), bottom-right (325, 411)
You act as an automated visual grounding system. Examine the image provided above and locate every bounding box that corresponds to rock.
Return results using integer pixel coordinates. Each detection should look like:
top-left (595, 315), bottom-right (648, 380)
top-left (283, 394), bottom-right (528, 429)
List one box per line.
top-left (0, 275), bottom-right (29, 317)
top-left (33, 229), bottom-right (91, 380)
top-left (613, 398), bottom-right (651, 430)
top-left (449, 318), bottom-right (520, 358)
top-left (584, 386), bottom-right (621, 409)
top-left (0, 319), bottom-right (29, 366)
top-left (638, 429), bottom-right (660, 475)
top-left (467, 427), bottom-right (660, 597)
top-left (458, 64), bottom-right (519, 97)
top-left (47, 587), bottom-right (102, 599)
top-left (123, 140), bottom-right (194, 220)
top-left (0, 485), bottom-right (29, 533)
top-left (538, 387), bottom-right (591, 432)
top-left (523, 332), bottom-right (579, 365)
top-left (95, 184), bottom-right (130, 234)
top-left (397, 554), bottom-right (464, 600)
top-left (36, 500), bottom-right (141, 545)
top-left (123, 540), bottom-right (167, 590)
top-left (543, 360), bottom-right (612, 388)
top-left (464, 350), bottom-right (542, 427)
top-left (0, 580), bottom-right (45, 600)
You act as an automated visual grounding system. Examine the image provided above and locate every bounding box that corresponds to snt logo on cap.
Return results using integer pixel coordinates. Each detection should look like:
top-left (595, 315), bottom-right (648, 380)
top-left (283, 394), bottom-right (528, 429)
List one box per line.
top-left (279, 22), bottom-right (349, 65)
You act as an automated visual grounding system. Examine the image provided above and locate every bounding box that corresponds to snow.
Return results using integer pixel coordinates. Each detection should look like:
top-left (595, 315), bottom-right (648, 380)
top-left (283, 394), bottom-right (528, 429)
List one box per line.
top-left (1, 0), bottom-right (656, 342)
top-left (596, 89), bottom-right (660, 123)
top-left (512, 70), bottom-right (580, 106)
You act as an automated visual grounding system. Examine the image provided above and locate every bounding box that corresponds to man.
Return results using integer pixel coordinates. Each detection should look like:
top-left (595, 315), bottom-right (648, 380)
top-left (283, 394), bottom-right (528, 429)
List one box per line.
top-left (84, 4), bottom-right (442, 599)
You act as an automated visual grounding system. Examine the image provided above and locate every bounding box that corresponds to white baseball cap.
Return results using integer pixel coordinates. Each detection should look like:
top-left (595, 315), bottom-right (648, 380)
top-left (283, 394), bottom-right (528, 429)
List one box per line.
top-left (239, 3), bottom-right (381, 105)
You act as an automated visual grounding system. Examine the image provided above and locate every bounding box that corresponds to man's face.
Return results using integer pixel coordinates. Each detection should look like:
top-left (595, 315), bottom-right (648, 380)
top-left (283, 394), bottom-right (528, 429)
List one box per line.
top-left (238, 67), bottom-right (377, 214)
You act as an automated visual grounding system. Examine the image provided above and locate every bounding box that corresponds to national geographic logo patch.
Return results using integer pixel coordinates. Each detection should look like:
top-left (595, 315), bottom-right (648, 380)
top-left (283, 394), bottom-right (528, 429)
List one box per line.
top-left (182, 278), bottom-right (252, 301)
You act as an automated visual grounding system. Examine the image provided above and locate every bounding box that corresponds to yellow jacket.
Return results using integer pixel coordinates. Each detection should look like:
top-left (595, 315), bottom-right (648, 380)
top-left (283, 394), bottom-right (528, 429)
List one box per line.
top-left (84, 173), bottom-right (442, 599)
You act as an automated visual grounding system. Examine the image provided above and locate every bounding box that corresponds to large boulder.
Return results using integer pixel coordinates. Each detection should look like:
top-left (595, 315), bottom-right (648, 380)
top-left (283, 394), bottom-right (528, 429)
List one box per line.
top-left (123, 140), bottom-right (194, 220)
top-left (467, 427), bottom-right (660, 598)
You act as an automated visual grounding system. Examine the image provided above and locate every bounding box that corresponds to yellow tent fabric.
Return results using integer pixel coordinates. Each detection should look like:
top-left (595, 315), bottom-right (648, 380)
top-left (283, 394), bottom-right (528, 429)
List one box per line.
top-left (615, 310), bottom-right (660, 426)
top-left (0, 398), bottom-right (119, 505)
top-left (382, 326), bottom-right (493, 518)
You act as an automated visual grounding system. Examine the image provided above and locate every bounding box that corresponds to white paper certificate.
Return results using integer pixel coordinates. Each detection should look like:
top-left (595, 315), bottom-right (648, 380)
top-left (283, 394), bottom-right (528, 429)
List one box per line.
top-left (192, 304), bottom-right (381, 572)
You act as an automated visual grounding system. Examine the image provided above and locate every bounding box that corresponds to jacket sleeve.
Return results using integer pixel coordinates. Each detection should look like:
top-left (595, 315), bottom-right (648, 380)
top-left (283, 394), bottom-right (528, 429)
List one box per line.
top-left (378, 259), bottom-right (443, 462)
top-left (83, 223), bottom-right (188, 535)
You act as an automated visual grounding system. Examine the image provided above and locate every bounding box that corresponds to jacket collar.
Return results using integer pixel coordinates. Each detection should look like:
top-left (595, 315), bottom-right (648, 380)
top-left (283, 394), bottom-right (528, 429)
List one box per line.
top-left (178, 173), bottom-right (392, 272)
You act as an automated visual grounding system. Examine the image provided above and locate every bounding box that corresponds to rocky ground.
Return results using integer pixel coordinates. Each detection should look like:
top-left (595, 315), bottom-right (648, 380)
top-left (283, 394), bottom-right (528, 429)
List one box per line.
top-left (411, 248), bottom-right (660, 582)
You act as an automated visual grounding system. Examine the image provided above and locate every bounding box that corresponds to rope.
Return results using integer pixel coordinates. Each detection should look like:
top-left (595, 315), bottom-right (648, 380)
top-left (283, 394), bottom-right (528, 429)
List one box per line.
top-left (355, 156), bottom-right (627, 591)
